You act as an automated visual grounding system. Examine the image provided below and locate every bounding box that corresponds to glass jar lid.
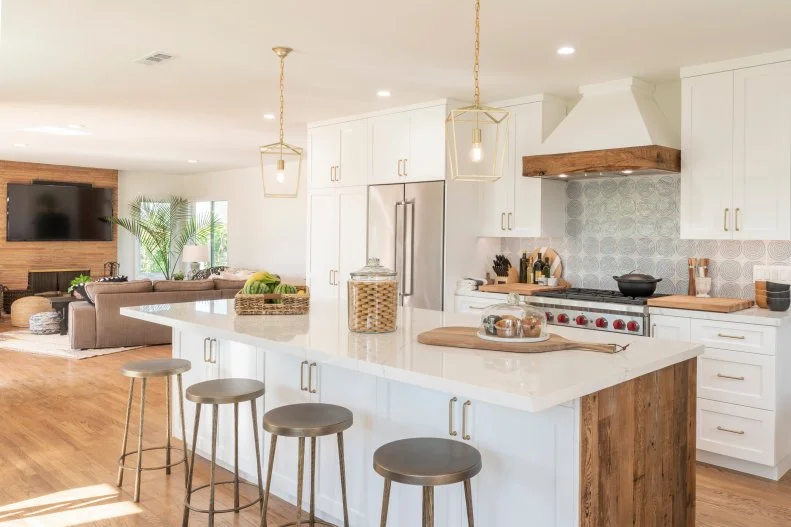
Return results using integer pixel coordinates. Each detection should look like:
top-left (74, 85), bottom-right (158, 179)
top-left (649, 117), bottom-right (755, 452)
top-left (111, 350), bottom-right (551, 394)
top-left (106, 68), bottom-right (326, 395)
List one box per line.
top-left (350, 257), bottom-right (397, 281)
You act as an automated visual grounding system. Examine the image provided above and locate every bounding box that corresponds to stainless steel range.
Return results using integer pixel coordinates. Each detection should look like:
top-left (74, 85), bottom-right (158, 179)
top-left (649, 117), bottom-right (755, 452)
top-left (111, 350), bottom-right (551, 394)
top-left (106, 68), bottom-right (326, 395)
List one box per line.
top-left (526, 288), bottom-right (669, 337)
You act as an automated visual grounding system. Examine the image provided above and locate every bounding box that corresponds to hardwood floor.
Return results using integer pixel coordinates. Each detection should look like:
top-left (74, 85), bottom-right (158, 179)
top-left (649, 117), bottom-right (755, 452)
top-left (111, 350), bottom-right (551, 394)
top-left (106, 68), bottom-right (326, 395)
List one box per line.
top-left (1, 317), bottom-right (791, 526)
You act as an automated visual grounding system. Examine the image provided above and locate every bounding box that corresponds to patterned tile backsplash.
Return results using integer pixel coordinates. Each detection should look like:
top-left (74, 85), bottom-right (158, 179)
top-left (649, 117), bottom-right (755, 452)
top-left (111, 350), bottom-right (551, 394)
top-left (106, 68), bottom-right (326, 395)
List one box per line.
top-left (500, 174), bottom-right (791, 300)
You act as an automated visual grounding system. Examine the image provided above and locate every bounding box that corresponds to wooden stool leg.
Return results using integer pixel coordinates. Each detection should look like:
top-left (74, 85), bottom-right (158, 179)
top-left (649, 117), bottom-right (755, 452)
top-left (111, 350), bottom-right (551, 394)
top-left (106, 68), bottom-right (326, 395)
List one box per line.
top-left (133, 378), bottom-right (147, 503)
top-left (422, 487), bottom-right (427, 527)
top-left (183, 404), bottom-right (201, 527)
top-left (250, 401), bottom-right (264, 516)
top-left (296, 437), bottom-right (305, 527)
top-left (425, 486), bottom-right (434, 527)
top-left (116, 378), bottom-right (135, 487)
top-left (260, 434), bottom-right (277, 527)
top-left (464, 479), bottom-right (474, 527)
top-left (233, 402), bottom-right (240, 512)
top-left (337, 432), bottom-right (350, 527)
top-left (380, 478), bottom-right (391, 527)
top-left (208, 404), bottom-right (219, 527)
top-left (165, 376), bottom-right (172, 475)
top-left (177, 374), bottom-right (189, 489)
top-left (310, 437), bottom-right (316, 526)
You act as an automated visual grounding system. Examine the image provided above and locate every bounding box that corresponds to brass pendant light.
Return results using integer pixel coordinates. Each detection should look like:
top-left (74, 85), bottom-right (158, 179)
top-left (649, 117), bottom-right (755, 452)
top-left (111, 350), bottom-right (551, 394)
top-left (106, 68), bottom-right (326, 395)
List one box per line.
top-left (446, 0), bottom-right (510, 182)
top-left (260, 46), bottom-right (302, 198)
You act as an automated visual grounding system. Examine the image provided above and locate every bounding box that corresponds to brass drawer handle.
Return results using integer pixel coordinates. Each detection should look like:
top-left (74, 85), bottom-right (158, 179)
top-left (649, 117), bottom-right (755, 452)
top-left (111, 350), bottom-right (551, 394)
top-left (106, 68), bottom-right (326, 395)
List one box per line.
top-left (210, 338), bottom-right (218, 364)
top-left (735, 208), bottom-right (741, 231)
top-left (309, 362), bottom-right (318, 394)
top-left (448, 397), bottom-right (458, 437)
top-left (397, 159), bottom-right (403, 177)
top-left (467, 305), bottom-right (486, 310)
top-left (203, 337), bottom-right (210, 363)
top-left (462, 400), bottom-right (472, 441)
top-left (501, 212), bottom-right (506, 231)
top-left (507, 212), bottom-right (513, 230)
top-left (717, 333), bottom-right (746, 340)
top-left (717, 426), bottom-right (745, 435)
top-left (403, 158), bottom-right (408, 177)
top-left (716, 373), bottom-right (745, 381)
top-left (300, 360), bottom-right (309, 391)
top-left (724, 208), bottom-right (729, 231)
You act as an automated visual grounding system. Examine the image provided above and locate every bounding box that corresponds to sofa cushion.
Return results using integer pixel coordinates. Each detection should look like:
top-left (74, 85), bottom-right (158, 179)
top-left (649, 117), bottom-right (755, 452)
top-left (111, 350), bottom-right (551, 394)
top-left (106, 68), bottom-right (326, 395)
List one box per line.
top-left (85, 280), bottom-right (153, 303)
top-left (154, 279), bottom-right (214, 292)
top-left (213, 278), bottom-right (246, 291)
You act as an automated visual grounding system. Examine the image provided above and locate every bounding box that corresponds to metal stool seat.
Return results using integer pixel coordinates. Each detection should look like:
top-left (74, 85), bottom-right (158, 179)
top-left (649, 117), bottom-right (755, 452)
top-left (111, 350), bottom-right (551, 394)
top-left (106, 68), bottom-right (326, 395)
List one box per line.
top-left (183, 378), bottom-right (266, 527)
top-left (374, 437), bottom-right (482, 527)
top-left (117, 358), bottom-right (191, 503)
top-left (260, 403), bottom-right (353, 527)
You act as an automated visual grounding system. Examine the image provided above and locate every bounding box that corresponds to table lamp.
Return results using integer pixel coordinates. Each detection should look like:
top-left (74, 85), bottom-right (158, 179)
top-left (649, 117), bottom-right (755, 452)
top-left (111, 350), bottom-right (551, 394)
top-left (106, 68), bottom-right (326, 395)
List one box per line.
top-left (182, 245), bottom-right (210, 274)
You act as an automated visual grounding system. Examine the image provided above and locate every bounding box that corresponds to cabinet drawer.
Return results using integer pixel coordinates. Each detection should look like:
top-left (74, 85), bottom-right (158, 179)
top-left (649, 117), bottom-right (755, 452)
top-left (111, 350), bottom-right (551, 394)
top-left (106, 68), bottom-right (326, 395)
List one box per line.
top-left (697, 398), bottom-right (775, 465)
top-left (690, 319), bottom-right (776, 355)
top-left (698, 348), bottom-right (775, 410)
top-left (454, 296), bottom-right (500, 314)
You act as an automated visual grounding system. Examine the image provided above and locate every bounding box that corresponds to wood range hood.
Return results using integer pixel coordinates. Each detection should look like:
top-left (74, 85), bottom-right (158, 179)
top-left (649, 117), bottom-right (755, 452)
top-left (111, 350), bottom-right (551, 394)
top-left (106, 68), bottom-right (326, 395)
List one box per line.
top-left (522, 78), bottom-right (681, 181)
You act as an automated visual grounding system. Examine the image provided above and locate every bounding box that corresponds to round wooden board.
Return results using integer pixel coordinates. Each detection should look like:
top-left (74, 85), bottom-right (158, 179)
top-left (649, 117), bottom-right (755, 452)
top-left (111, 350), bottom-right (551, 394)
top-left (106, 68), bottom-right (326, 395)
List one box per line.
top-left (527, 247), bottom-right (562, 279)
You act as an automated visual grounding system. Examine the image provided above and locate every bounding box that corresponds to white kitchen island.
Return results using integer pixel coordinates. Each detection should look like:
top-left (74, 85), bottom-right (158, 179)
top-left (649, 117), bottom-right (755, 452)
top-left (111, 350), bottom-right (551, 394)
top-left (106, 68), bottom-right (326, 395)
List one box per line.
top-left (122, 299), bottom-right (703, 527)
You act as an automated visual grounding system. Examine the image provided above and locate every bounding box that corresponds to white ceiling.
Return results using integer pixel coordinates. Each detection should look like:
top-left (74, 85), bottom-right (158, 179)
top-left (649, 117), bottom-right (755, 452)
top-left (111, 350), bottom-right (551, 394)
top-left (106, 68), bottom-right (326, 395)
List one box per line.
top-left (0, 0), bottom-right (790, 174)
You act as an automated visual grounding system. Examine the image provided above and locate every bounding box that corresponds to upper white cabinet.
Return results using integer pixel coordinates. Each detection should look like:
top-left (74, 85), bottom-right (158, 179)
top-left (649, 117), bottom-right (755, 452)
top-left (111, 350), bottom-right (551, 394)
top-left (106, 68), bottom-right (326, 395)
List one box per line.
top-left (478, 97), bottom-right (567, 238)
top-left (309, 119), bottom-right (368, 189)
top-left (681, 59), bottom-right (791, 240)
top-left (369, 105), bottom-right (446, 185)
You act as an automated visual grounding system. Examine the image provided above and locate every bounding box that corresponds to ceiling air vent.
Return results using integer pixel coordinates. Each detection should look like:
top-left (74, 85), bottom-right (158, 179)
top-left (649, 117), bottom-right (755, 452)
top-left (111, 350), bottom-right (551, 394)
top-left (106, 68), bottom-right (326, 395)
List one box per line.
top-left (134, 51), bottom-right (175, 66)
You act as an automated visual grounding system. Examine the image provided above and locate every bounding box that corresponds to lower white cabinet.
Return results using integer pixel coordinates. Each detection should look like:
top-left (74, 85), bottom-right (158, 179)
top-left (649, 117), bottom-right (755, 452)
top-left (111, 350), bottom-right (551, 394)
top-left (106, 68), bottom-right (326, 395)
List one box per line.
top-left (697, 398), bottom-right (775, 466)
top-left (650, 315), bottom-right (691, 341)
top-left (698, 348), bottom-right (775, 411)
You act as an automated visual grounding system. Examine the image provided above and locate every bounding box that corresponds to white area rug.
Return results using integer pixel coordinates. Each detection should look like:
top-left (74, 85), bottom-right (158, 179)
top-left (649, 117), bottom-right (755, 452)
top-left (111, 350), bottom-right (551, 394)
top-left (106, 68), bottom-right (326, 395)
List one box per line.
top-left (0, 330), bottom-right (141, 359)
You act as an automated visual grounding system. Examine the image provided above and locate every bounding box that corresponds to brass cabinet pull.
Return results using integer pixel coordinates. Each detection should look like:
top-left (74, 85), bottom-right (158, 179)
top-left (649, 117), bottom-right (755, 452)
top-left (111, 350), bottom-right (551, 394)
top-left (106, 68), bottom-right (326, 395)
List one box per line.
top-left (724, 208), bottom-right (729, 231)
top-left (716, 373), bottom-right (745, 381)
top-left (735, 208), bottom-right (741, 231)
top-left (501, 212), bottom-right (506, 231)
top-left (403, 158), bottom-right (408, 177)
top-left (462, 400), bottom-right (472, 441)
top-left (397, 159), bottom-right (403, 177)
top-left (209, 338), bottom-right (218, 364)
top-left (330, 166), bottom-right (335, 182)
top-left (507, 212), bottom-right (513, 230)
top-left (467, 306), bottom-right (485, 310)
top-left (308, 362), bottom-right (318, 394)
top-left (717, 426), bottom-right (745, 435)
top-left (329, 269), bottom-right (333, 285)
top-left (300, 360), bottom-right (309, 391)
top-left (717, 333), bottom-right (746, 340)
top-left (448, 397), bottom-right (458, 437)
top-left (335, 165), bottom-right (341, 182)
top-left (203, 337), bottom-right (210, 363)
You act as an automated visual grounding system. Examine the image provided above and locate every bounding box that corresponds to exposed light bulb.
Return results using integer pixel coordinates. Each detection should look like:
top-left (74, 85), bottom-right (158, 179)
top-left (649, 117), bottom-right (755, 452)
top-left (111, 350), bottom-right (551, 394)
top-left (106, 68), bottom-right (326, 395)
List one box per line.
top-left (276, 171), bottom-right (285, 183)
top-left (469, 128), bottom-right (483, 163)
top-left (276, 158), bottom-right (286, 183)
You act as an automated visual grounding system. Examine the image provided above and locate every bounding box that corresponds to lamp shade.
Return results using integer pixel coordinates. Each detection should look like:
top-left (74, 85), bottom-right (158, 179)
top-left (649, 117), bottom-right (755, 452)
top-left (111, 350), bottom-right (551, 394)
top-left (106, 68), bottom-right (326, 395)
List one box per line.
top-left (182, 245), bottom-right (210, 263)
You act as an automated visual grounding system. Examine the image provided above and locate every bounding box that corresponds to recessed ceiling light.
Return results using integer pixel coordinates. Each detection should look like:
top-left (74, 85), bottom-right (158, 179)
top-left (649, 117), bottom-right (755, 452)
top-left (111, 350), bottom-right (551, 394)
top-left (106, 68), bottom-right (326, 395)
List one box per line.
top-left (558, 174), bottom-right (568, 178)
top-left (13, 143), bottom-right (27, 147)
top-left (557, 46), bottom-right (576, 56)
top-left (376, 90), bottom-right (392, 98)
top-left (22, 125), bottom-right (91, 136)
top-left (621, 169), bottom-right (633, 174)
top-left (187, 159), bottom-right (198, 164)
top-left (263, 113), bottom-right (276, 120)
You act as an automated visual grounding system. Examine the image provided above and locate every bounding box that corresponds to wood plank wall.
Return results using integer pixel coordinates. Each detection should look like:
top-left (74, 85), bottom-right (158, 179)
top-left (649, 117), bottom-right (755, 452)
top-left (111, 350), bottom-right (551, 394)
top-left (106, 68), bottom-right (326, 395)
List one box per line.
top-left (580, 358), bottom-right (696, 527)
top-left (0, 161), bottom-right (118, 289)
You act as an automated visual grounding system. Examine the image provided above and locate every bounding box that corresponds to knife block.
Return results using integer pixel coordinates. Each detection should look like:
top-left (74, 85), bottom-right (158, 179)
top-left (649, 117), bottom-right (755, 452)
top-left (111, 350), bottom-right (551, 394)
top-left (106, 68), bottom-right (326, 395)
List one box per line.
top-left (494, 267), bottom-right (519, 285)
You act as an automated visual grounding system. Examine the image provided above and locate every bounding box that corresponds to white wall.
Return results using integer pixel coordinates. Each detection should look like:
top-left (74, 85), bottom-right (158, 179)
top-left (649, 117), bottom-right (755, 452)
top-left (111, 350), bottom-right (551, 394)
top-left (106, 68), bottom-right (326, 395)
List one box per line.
top-left (117, 165), bottom-right (307, 280)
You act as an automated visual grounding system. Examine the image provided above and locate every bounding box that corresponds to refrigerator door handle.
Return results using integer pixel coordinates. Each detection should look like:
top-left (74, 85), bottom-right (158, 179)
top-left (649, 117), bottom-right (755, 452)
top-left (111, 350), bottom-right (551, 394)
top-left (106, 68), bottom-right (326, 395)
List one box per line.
top-left (394, 200), bottom-right (406, 295)
top-left (403, 200), bottom-right (415, 297)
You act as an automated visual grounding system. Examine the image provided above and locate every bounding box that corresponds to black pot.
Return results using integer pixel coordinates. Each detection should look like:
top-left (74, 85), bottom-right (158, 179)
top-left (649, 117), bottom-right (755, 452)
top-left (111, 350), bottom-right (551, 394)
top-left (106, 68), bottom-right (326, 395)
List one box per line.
top-left (612, 272), bottom-right (663, 297)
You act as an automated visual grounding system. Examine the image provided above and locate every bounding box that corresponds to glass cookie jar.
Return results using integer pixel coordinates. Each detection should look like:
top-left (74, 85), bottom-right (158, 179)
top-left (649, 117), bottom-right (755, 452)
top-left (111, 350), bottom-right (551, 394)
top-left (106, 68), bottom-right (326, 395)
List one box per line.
top-left (348, 257), bottom-right (398, 333)
top-left (479, 292), bottom-right (548, 340)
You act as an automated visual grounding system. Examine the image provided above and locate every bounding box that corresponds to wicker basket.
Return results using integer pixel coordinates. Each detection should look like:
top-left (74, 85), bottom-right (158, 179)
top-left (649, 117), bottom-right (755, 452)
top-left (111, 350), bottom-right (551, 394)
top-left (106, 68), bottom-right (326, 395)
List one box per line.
top-left (234, 286), bottom-right (310, 315)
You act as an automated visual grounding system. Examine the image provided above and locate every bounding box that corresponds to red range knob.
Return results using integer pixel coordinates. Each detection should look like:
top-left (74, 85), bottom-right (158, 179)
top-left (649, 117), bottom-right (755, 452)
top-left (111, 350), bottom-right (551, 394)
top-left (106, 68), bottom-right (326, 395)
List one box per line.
top-left (626, 320), bottom-right (640, 332)
top-left (612, 319), bottom-right (625, 330)
top-left (545, 312), bottom-right (554, 322)
top-left (575, 315), bottom-right (588, 326)
top-left (557, 313), bottom-right (569, 324)
top-left (595, 317), bottom-right (608, 328)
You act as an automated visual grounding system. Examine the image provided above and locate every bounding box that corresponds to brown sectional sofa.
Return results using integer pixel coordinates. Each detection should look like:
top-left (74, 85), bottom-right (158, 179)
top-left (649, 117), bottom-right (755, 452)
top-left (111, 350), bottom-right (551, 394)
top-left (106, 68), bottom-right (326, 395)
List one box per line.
top-left (69, 279), bottom-right (244, 350)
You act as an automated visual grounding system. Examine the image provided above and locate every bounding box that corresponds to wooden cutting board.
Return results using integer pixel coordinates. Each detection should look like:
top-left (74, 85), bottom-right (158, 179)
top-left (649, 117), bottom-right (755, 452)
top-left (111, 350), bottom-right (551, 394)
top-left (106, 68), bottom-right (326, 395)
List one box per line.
top-left (646, 295), bottom-right (754, 313)
top-left (417, 327), bottom-right (624, 354)
top-left (478, 283), bottom-right (568, 295)
top-left (527, 247), bottom-right (563, 278)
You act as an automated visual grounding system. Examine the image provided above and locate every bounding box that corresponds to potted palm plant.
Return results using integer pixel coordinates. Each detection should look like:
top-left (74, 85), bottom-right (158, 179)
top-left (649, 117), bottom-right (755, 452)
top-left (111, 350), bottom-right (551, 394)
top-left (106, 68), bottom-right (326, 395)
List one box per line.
top-left (104, 196), bottom-right (219, 280)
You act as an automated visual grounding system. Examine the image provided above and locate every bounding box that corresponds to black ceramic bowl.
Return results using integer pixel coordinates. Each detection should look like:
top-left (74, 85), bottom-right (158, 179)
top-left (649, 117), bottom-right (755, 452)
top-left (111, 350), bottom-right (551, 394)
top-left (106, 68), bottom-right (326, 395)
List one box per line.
top-left (768, 296), bottom-right (791, 312)
top-left (767, 281), bottom-right (791, 293)
top-left (765, 290), bottom-right (791, 297)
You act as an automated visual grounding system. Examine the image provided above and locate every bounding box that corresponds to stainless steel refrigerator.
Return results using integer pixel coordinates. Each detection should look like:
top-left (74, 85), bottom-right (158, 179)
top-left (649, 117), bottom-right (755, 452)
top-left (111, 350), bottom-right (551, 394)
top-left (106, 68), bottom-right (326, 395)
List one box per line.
top-left (367, 181), bottom-right (445, 310)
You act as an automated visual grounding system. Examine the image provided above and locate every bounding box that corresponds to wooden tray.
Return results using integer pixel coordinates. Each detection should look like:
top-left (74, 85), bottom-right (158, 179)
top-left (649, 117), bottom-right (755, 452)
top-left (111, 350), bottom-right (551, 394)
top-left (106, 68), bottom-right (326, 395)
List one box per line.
top-left (417, 327), bottom-right (624, 354)
top-left (478, 282), bottom-right (568, 295)
top-left (646, 295), bottom-right (753, 313)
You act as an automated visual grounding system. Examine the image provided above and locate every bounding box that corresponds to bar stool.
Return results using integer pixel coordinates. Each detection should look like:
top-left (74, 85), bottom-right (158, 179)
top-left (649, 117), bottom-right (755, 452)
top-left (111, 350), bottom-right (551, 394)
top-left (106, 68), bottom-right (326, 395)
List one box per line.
top-left (374, 437), bottom-right (482, 527)
top-left (183, 378), bottom-right (266, 527)
top-left (117, 358), bottom-right (191, 503)
top-left (260, 403), bottom-right (353, 527)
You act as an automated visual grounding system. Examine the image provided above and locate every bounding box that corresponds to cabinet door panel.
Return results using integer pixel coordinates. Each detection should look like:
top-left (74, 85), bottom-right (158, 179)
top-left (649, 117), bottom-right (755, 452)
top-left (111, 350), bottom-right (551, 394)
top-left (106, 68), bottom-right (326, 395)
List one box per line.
top-left (408, 105), bottom-right (446, 182)
top-left (733, 61), bottom-right (791, 240)
top-left (370, 113), bottom-right (409, 185)
top-left (310, 125), bottom-right (341, 189)
top-left (309, 189), bottom-right (340, 300)
top-left (175, 331), bottom-right (216, 455)
top-left (680, 72), bottom-right (735, 239)
top-left (650, 315), bottom-right (692, 341)
top-left (337, 187), bottom-right (368, 306)
top-left (339, 120), bottom-right (368, 187)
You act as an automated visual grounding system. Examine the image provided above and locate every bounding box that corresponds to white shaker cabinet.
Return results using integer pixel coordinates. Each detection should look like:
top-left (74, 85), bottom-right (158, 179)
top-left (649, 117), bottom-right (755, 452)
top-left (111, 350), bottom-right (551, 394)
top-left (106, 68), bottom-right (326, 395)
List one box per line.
top-left (309, 120), bottom-right (368, 189)
top-left (650, 314), bottom-right (692, 341)
top-left (681, 59), bottom-right (791, 240)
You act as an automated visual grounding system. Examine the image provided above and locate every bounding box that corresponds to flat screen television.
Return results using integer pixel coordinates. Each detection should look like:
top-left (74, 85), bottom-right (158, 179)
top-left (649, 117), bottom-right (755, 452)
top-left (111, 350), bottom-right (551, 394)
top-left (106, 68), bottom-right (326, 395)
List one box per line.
top-left (6, 182), bottom-right (114, 241)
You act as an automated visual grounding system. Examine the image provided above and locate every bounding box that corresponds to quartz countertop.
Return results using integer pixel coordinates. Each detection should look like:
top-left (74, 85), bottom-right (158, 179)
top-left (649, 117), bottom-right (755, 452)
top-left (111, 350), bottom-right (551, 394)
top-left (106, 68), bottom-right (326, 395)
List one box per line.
top-left (122, 300), bottom-right (702, 413)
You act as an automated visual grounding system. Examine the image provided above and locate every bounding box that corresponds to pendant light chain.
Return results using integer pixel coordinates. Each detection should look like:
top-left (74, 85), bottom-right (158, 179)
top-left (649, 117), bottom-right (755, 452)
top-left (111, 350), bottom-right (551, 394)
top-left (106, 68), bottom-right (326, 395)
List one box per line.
top-left (473, 0), bottom-right (481, 107)
top-left (278, 54), bottom-right (286, 149)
